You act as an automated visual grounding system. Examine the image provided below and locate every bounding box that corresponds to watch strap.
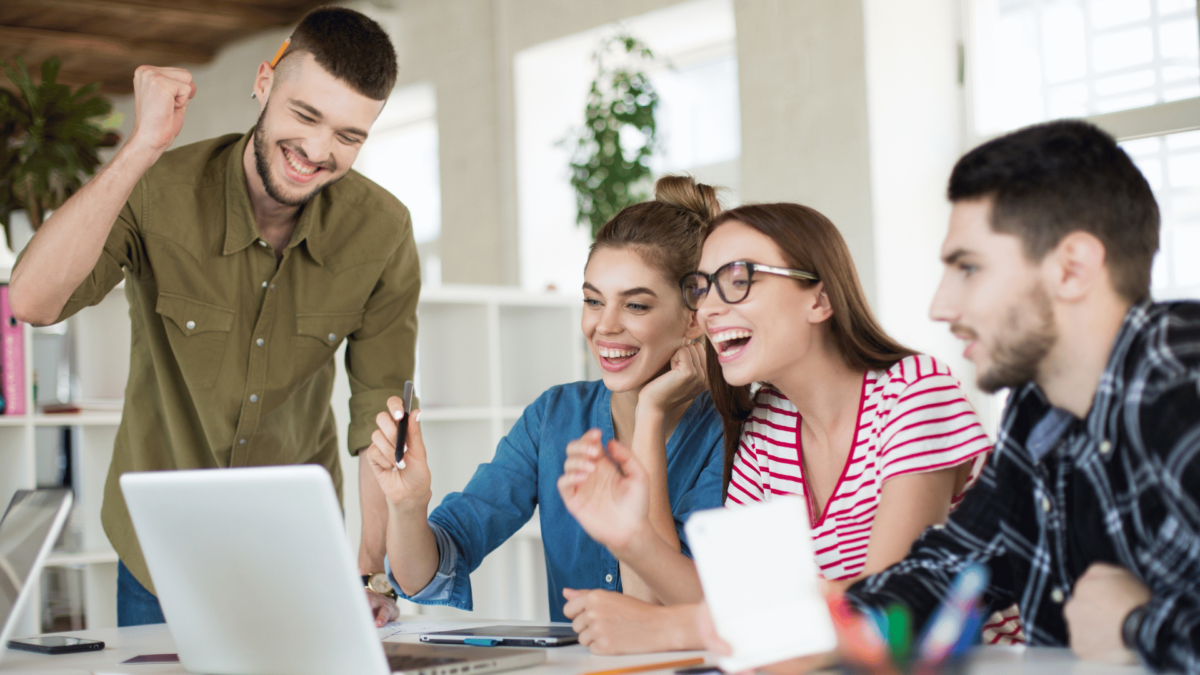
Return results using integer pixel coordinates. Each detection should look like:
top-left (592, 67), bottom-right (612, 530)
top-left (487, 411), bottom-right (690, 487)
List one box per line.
top-left (1122, 605), bottom-right (1147, 649)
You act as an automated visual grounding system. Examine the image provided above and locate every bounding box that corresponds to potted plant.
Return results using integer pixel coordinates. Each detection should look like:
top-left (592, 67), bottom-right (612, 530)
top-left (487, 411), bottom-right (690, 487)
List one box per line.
top-left (0, 56), bottom-right (121, 253)
top-left (565, 34), bottom-right (660, 239)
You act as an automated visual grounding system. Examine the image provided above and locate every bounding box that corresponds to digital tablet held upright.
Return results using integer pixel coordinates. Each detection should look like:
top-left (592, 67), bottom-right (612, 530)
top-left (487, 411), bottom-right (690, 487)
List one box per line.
top-left (685, 497), bottom-right (837, 673)
top-left (0, 489), bottom-right (76, 665)
top-left (420, 626), bottom-right (579, 648)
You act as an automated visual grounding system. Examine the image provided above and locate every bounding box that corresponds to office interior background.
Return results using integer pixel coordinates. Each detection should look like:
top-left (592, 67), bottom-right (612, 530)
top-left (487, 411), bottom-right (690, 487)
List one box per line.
top-left (1, 0), bottom-right (1197, 632)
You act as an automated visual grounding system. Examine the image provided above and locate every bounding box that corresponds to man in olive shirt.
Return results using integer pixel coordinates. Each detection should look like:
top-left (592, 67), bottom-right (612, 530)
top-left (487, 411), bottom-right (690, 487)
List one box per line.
top-left (9, 8), bottom-right (416, 626)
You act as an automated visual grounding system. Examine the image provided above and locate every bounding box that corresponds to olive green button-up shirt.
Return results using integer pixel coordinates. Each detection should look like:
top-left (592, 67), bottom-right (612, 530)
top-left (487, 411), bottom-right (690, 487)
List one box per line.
top-left (41, 131), bottom-right (420, 593)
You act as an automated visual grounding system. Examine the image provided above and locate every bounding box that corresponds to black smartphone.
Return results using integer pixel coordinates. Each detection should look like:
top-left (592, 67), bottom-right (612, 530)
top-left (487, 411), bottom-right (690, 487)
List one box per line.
top-left (395, 380), bottom-right (414, 466)
top-left (7, 636), bottom-right (105, 655)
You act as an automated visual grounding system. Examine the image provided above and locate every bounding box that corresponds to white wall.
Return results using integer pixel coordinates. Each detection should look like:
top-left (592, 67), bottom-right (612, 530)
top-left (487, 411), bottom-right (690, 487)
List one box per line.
top-left (863, 0), bottom-right (998, 429)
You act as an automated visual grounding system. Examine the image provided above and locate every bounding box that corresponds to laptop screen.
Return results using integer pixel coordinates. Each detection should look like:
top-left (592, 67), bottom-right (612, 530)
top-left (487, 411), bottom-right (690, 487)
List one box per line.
top-left (0, 490), bottom-right (71, 626)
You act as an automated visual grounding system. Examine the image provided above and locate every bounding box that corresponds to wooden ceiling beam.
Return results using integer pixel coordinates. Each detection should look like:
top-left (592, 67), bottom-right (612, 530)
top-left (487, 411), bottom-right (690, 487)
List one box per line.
top-left (0, 25), bottom-right (213, 65)
top-left (2, 0), bottom-right (298, 32)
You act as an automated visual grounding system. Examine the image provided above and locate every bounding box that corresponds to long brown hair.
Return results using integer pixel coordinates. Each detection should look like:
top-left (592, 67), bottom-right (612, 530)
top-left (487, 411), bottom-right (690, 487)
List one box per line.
top-left (703, 203), bottom-right (915, 497)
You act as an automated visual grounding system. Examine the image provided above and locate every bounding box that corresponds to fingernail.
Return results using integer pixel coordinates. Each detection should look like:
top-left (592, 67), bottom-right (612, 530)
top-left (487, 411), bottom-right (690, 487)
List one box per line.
top-left (415, 410), bottom-right (421, 422)
top-left (397, 459), bottom-right (406, 470)
top-left (394, 409), bottom-right (404, 421)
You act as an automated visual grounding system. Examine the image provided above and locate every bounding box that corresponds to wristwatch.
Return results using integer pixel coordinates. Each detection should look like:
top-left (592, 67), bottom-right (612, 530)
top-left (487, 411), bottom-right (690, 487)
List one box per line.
top-left (1122, 604), bottom-right (1147, 649)
top-left (363, 573), bottom-right (398, 600)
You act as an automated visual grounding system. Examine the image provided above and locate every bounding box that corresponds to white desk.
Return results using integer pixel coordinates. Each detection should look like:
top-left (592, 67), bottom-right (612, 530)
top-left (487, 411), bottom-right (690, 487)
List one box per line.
top-left (0, 618), bottom-right (1150, 675)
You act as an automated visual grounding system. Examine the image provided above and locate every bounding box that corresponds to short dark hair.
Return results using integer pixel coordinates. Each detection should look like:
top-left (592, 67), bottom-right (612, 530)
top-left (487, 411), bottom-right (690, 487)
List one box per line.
top-left (947, 119), bottom-right (1159, 303)
top-left (276, 6), bottom-right (397, 101)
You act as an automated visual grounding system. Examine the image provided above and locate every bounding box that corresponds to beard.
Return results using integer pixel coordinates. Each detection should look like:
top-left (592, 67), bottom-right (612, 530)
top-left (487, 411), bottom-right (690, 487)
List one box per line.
top-left (974, 284), bottom-right (1057, 394)
top-left (252, 103), bottom-right (338, 208)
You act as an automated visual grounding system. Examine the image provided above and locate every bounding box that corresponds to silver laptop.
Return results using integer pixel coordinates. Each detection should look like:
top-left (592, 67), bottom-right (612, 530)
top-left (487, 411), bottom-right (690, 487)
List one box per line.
top-left (120, 466), bottom-right (545, 675)
top-left (0, 489), bottom-right (74, 665)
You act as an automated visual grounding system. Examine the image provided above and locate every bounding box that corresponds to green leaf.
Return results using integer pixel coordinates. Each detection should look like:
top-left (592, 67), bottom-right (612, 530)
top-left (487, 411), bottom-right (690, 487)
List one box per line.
top-left (0, 56), bottom-right (114, 228)
top-left (561, 33), bottom-right (660, 238)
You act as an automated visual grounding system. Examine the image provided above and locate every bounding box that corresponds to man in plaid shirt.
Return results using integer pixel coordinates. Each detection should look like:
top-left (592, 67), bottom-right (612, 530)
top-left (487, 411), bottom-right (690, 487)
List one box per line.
top-left (844, 120), bottom-right (1200, 672)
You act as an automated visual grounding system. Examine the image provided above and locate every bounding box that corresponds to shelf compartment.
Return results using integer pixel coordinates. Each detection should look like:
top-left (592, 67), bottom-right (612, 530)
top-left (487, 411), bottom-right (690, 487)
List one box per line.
top-left (33, 412), bottom-right (123, 427)
top-left (498, 305), bottom-right (580, 408)
top-left (415, 303), bottom-right (491, 408)
top-left (44, 549), bottom-right (119, 566)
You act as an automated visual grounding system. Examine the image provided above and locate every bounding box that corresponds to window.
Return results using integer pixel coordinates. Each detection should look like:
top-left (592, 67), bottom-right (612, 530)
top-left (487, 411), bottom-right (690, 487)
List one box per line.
top-left (967, 0), bottom-right (1199, 136)
top-left (352, 83), bottom-right (442, 284)
top-left (965, 0), bottom-right (1200, 301)
top-left (1126, 129), bottom-right (1200, 299)
top-left (513, 0), bottom-right (740, 293)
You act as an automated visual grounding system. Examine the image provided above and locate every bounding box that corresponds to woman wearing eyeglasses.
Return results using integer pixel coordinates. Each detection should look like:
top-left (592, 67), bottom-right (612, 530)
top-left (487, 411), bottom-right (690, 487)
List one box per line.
top-left (557, 203), bottom-right (998, 654)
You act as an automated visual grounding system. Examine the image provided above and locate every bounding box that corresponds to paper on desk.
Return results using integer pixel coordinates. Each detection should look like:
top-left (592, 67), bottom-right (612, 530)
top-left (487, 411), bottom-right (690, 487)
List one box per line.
top-left (685, 497), bottom-right (837, 673)
top-left (378, 619), bottom-right (471, 640)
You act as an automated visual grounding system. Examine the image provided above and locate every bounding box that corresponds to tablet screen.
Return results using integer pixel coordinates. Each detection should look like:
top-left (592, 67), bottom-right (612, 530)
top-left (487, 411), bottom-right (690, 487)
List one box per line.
top-left (0, 491), bottom-right (72, 628)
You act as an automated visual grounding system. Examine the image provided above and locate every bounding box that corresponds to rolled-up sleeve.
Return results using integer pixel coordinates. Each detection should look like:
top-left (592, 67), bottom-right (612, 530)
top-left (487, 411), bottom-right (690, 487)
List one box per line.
top-left (388, 522), bottom-right (461, 604)
top-left (18, 179), bottom-right (148, 325)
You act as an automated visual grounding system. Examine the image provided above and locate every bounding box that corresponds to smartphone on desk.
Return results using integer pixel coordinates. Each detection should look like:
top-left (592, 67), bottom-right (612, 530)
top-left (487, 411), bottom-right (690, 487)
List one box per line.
top-left (7, 635), bottom-right (105, 655)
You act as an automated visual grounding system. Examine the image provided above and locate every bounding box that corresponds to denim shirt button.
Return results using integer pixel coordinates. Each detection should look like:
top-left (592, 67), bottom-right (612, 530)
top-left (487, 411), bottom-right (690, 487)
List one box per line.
top-left (605, 574), bottom-right (613, 584)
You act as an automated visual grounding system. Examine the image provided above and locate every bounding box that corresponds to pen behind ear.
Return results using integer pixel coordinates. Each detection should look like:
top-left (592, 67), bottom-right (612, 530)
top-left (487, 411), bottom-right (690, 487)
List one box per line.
top-left (252, 36), bottom-right (291, 99)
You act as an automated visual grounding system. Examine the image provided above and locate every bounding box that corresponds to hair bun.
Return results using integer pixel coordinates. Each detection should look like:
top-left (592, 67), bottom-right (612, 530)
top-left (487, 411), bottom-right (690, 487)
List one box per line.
top-left (655, 174), bottom-right (722, 223)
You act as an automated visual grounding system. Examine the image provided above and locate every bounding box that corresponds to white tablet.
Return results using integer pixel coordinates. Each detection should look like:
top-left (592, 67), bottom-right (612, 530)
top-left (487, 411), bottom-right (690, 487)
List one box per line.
top-left (685, 497), bottom-right (837, 672)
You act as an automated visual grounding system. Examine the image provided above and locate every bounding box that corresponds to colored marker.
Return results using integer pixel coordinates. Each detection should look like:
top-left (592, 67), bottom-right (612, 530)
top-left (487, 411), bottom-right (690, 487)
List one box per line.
top-left (825, 593), bottom-right (888, 668)
top-left (917, 563), bottom-right (990, 664)
top-left (885, 603), bottom-right (912, 666)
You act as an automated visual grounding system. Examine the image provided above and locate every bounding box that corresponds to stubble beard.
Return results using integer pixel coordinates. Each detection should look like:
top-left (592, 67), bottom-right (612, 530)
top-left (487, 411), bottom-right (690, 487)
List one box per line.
top-left (252, 103), bottom-right (334, 208)
top-left (976, 284), bottom-right (1057, 394)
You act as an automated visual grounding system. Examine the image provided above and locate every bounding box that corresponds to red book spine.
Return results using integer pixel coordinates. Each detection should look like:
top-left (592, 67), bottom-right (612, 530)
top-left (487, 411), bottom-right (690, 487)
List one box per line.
top-left (1, 285), bottom-right (26, 415)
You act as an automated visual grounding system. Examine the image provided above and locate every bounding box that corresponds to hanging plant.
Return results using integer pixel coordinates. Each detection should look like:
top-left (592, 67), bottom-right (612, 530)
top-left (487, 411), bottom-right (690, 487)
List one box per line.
top-left (566, 34), bottom-right (659, 239)
top-left (0, 56), bottom-right (121, 244)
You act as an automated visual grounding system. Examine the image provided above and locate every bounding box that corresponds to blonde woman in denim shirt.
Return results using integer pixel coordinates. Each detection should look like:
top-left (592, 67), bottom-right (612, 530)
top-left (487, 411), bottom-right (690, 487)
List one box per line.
top-left (362, 176), bottom-right (726, 621)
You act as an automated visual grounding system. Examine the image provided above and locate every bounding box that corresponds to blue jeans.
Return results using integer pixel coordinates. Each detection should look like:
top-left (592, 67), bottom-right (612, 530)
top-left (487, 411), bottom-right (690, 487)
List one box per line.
top-left (117, 560), bottom-right (165, 627)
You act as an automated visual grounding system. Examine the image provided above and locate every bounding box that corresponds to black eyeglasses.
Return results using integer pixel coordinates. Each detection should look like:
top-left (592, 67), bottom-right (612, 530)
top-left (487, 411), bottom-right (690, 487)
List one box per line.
top-left (680, 261), bottom-right (819, 311)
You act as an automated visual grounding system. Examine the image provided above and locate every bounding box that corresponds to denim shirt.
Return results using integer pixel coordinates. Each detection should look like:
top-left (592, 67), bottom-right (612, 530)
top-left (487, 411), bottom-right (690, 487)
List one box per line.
top-left (386, 379), bottom-right (725, 621)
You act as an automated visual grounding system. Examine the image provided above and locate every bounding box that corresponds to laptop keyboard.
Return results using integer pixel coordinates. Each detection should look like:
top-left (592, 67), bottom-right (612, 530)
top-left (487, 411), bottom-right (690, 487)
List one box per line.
top-left (387, 654), bottom-right (466, 672)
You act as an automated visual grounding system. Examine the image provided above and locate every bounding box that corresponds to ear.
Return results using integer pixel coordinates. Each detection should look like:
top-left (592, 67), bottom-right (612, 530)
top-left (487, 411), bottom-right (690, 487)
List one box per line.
top-left (1044, 232), bottom-right (1107, 302)
top-left (806, 282), bottom-right (834, 325)
top-left (253, 61), bottom-right (274, 109)
top-left (684, 309), bottom-right (704, 341)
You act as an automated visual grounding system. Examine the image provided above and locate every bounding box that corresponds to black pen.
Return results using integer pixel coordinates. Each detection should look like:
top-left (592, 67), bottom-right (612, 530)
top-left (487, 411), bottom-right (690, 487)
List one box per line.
top-left (394, 380), bottom-right (414, 468)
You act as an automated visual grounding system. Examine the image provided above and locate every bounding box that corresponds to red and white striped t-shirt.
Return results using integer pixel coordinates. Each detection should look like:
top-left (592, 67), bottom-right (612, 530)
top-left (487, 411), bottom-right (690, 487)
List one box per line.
top-left (726, 354), bottom-right (991, 581)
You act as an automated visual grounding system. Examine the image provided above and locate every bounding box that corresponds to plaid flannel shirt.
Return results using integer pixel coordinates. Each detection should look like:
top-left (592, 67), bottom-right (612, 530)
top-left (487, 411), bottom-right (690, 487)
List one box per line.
top-left (846, 300), bottom-right (1200, 673)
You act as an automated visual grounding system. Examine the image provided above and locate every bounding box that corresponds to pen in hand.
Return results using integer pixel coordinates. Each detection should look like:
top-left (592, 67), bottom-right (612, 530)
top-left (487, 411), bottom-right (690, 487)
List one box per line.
top-left (394, 380), bottom-right (414, 469)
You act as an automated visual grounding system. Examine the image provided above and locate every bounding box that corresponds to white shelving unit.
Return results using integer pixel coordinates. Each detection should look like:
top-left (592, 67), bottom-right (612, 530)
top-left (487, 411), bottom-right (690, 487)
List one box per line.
top-left (2, 275), bottom-right (587, 633)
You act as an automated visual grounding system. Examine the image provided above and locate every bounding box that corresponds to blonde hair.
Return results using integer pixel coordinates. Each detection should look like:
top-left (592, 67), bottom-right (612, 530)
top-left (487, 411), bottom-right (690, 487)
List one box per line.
top-left (587, 175), bottom-right (722, 288)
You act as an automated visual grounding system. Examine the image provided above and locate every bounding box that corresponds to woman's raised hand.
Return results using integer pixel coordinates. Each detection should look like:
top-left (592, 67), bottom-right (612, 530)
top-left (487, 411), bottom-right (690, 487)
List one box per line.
top-left (557, 429), bottom-right (650, 553)
top-left (364, 396), bottom-right (433, 514)
top-left (637, 341), bottom-right (708, 415)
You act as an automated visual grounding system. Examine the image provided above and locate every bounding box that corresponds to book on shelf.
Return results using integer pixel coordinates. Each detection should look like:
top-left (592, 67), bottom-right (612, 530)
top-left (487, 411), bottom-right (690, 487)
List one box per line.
top-left (40, 398), bottom-right (124, 415)
top-left (1, 284), bottom-right (26, 415)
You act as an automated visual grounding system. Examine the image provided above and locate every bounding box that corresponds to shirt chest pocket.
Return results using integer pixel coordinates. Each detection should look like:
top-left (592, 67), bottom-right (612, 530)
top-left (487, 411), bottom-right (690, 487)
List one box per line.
top-left (155, 293), bottom-right (235, 391)
top-left (294, 311), bottom-right (365, 383)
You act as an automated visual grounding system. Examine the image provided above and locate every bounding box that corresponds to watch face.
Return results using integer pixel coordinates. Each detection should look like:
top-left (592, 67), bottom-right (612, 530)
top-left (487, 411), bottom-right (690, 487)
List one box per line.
top-left (368, 572), bottom-right (392, 594)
